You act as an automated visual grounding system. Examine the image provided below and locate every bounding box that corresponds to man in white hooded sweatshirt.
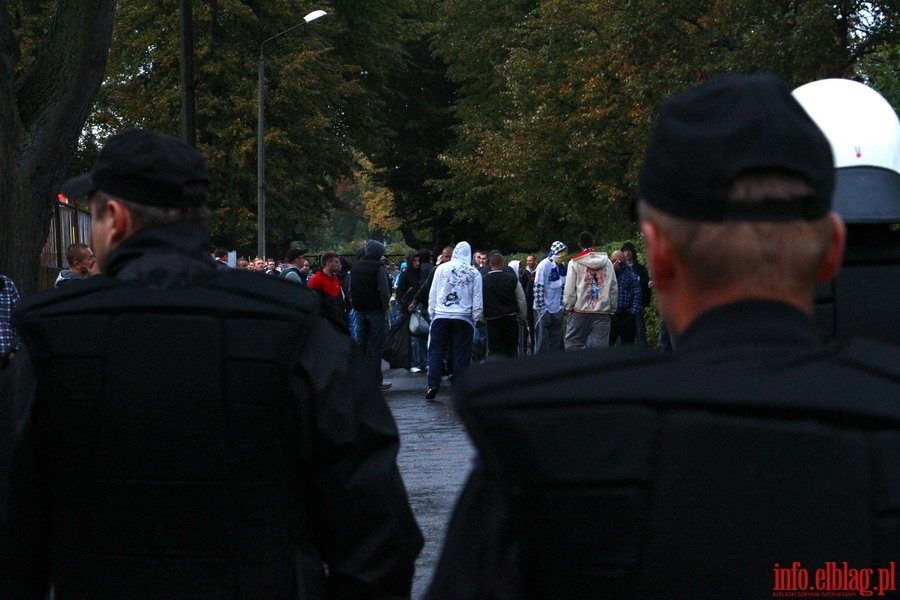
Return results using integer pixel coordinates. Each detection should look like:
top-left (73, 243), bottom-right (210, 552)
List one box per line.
top-left (426, 241), bottom-right (483, 400)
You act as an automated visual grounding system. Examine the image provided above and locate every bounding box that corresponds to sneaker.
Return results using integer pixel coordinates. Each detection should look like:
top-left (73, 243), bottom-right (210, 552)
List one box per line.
top-left (410, 367), bottom-right (422, 373)
top-left (379, 382), bottom-right (392, 391)
top-left (425, 387), bottom-right (439, 400)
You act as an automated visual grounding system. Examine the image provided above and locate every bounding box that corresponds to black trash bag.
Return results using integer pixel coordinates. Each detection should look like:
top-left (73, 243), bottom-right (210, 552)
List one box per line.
top-left (384, 313), bottom-right (412, 369)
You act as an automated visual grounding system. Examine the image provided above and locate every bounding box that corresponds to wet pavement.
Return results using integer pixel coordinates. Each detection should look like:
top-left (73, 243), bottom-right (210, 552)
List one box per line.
top-left (380, 363), bottom-right (475, 599)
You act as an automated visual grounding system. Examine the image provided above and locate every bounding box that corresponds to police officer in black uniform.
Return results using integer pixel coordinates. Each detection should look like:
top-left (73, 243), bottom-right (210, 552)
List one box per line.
top-left (792, 78), bottom-right (900, 346)
top-left (426, 75), bottom-right (900, 599)
top-left (1, 129), bottom-right (422, 599)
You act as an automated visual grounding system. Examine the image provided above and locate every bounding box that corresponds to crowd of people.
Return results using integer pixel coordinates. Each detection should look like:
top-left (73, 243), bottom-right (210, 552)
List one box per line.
top-left (0, 72), bottom-right (898, 599)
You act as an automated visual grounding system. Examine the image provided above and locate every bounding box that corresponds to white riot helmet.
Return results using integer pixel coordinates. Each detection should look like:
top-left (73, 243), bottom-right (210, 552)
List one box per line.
top-left (792, 78), bottom-right (900, 223)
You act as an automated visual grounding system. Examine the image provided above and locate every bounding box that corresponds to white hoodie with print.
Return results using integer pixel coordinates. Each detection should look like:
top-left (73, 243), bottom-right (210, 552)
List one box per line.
top-left (428, 241), bottom-right (484, 325)
top-left (563, 249), bottom-right (617, 314)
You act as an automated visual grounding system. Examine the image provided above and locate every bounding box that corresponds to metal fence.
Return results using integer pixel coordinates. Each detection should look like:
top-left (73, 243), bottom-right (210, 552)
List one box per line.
top-left (42, 197), bottom-right (91, 270)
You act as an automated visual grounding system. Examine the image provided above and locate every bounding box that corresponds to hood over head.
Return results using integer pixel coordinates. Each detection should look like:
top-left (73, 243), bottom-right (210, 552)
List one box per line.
top-left (364, 239), bottom-right (386, 259)
top-left (451, 241), bottom-right (472, 265)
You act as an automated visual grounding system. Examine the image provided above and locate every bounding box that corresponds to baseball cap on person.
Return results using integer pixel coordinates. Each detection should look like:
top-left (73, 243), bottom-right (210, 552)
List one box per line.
top-left (638, 74), bottom-right (834, 222)
top-left (60, 128), bottom-right (210, 208)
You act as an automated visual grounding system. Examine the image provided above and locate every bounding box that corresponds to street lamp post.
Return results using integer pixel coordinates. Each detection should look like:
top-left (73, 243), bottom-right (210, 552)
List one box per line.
top-left (257, 9), bottom-right (327, 260)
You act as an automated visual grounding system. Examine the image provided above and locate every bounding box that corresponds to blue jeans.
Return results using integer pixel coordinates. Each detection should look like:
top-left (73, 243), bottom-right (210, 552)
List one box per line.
top-left (427, 318), bottom-right (474, 388)
top-left (354, 310), bottom-right (388, 384)
top-left (411, 334), bottom-right (427, 369)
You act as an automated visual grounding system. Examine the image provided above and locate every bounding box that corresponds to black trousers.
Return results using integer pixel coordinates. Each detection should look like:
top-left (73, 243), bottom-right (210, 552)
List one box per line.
top-left (609, 312), bottom-right (637, 346)
top-left (486, 315), bottom-right (519, 358)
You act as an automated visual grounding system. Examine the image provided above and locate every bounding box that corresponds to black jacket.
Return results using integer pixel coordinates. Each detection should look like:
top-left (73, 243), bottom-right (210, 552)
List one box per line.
top-left (396, 267), bottom-right (425, 314)
top-left (630, 261), bottom-right (651, 308)
top-left (427, 300), bottom-right (900, 599)
top-left (2, 222), bottom-right (422, 599)
top-left (349, 258), bottom-right (389, 312)
top-left (481, 270), bottom-right (520, 319)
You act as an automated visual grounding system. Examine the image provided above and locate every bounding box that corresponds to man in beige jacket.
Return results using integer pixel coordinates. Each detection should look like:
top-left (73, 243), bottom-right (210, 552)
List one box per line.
top-left (563, 231), bottom-right (617, 350)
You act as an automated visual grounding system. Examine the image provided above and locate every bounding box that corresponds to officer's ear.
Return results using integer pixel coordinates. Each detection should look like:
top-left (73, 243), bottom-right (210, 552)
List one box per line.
top-left (105, 198), bottom-right (136, 245)
top-left (92, 196), bottom-right (135, 252)
top-left (641, 220), bottom-right (674, 291)
top-left (815, 212), bottom-right (846, 284)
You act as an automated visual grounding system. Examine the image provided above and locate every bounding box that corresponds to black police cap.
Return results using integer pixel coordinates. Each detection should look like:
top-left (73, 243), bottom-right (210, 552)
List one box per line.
top-left (60, 128), bottom-right (210, 208)
top-left (638, 74), bottom-right (834, 222)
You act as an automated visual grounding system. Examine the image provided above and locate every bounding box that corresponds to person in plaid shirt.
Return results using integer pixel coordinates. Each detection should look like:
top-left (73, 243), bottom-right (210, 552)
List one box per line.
top-left (608, 249), bottom-right (642, 346)
top-left (0, 273), bottom-right (20, 370)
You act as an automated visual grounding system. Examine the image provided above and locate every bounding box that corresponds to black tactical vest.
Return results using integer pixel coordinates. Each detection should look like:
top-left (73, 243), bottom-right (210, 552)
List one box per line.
top-left (16, 271), bottom-right (323, 599)
top-left (815, 224), bottom-right (900, 345)
top-left (454, 327), bottom-right (900, 599)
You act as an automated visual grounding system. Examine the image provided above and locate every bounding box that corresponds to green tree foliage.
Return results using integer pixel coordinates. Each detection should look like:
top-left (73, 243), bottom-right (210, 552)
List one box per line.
top-left (371, 32), bottom-right (459, 252)
top-left (1, 0), bottom-right (116, 293)
top-left (430, 0), bottom-right (898, 249)
top-left (83, 0), bottom-right (420, 260)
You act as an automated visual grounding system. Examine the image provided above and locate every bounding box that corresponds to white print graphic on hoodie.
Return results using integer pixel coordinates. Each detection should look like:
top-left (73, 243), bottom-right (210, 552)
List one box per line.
top-left (428, 241), bottom-right (484, 324)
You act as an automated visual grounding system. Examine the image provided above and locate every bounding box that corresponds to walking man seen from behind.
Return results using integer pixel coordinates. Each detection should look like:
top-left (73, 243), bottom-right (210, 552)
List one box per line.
top-left (425, 241), bottom-right (483, 401)
top-left (563, 231), bottom-right (616, 351)
top-left (349, 239), bottom-right (393, 391)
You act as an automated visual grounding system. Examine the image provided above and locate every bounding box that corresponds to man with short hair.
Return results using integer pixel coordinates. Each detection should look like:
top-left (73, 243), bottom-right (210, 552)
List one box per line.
top-left (563, 231), bottom-right (616, 351)
top-left (308, 251), bottom-right (346, 324)
top-left (3, 129), bottom-right (422, 598)
top-left (473, 251), bottom-right (487, 271)
top-left (213, 246), bottom-right (230, 267)
top-left (236, 258), bottom-right (250, 270)
top-left (482, 252), bottom-right (526, 358)
top-left (252, 256), bottom-right (265, 272)
top-left (428, 75), bottom-right (900, 599)
top-left (54, 243), bottom-right (96, 287)
top-left (608, 249), bottom-right (642, 346)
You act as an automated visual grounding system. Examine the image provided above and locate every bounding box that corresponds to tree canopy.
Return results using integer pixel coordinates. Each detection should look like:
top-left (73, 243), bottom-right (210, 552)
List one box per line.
top-left (4, 0), bottom-right (898, 292)
top-left (429, 0), bottom-right (898, 249)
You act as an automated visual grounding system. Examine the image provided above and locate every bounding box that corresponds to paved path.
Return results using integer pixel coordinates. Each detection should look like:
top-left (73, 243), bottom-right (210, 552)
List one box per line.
top-left (381, 364), bottom-right (475, 599)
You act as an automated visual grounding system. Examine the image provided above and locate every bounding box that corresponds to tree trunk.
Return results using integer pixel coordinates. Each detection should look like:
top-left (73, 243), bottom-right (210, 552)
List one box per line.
top-left (0, 1), bottom-right (117, 295)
